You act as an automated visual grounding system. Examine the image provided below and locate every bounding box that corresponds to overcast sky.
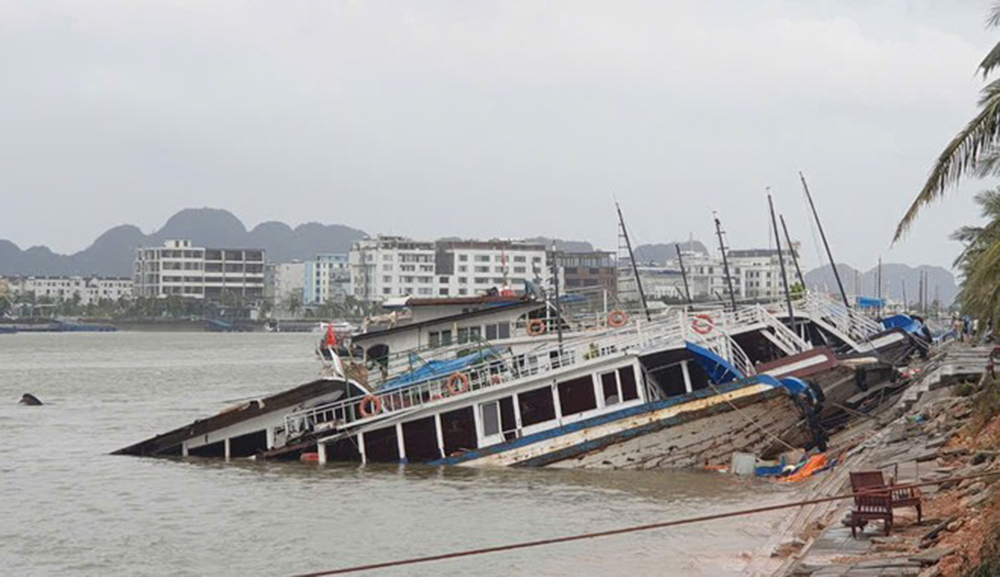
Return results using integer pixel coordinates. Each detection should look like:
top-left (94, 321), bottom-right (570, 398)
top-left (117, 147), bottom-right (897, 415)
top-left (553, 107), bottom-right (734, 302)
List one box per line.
top-left (1, 0), bottom-right (997, 270)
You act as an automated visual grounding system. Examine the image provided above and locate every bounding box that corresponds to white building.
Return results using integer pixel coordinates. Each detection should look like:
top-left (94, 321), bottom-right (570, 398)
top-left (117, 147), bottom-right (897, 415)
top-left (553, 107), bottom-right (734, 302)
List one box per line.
top-left (349, 236), bottom-right (552, 302)
top-left (3, 276), bottom-right (132, 305)
top-left (729, 248), bottom-right (802, 300)
top-left (273, 261), bottom-right (306, 306)
top-left (434, 240), bottom-right (550, 298)
top-left (133, 240), bottom-right (266, 301)
top-left (303, 254), bottom-right (350, 304)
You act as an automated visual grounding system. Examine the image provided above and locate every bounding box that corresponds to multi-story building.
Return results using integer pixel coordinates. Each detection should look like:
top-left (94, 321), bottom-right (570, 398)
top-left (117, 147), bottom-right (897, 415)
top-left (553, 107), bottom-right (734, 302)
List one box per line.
top-left (729, 247), bottom-right (802, 300)
top-left (272, 261), bottom-right (306, 306)
top-left (350, 237), bottom-right (438, 300)
top-left (434, 240), bottom-right (550, 298)
top-left (133, 240), bottom-right (266, 301)
top-left (349, 236), bottom-right (552, 301)
top-left (303, 254), bottom-right (350, 304)
top-left (556, 251), bottom-right (617, 294)
top-left (2, 276), bottom-right (132, 305)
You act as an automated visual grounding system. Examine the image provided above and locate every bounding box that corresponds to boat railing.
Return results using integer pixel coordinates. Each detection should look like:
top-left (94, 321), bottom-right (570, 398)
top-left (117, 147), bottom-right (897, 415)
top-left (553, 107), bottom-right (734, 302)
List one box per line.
top-left (286, 303), bottom-right (786, 439)
top-left (286, 314), bottom-right (697, 438)
top-left (802, 293), bottom-right (882, 344)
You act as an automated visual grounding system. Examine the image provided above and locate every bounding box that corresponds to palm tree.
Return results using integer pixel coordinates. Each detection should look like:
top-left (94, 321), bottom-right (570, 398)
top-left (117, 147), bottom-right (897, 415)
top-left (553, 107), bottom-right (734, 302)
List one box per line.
top-left (951, 186), bottom-right (1000, 325)
top-left (896, 4), bottom-right (1000, 240)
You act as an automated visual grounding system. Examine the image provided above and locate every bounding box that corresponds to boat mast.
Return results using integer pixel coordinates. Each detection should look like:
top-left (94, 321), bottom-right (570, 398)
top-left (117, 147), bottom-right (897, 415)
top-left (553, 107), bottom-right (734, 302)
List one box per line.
top-left (616, 201), bottom-right (652, 321)
top-left (902, 280), bottom-right (908, 313)
top-left (799, 172), bottom-right (850, 309)
top-left (713, 214), bottom-right (738, 311)
top-left (550, 242), bottom-right (564, 349)
top-left (675, 243), bottom-right (693, 304)
top-left (768, 193), bottom-right (796, 326)
top-left (779, 214), bottom-right (805, 288)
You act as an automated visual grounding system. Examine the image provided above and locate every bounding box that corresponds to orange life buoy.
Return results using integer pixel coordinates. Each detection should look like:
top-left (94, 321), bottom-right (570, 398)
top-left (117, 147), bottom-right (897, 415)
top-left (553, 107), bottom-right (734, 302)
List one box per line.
top-left (446, 372), bottom-right (471, 396)
top-left (607, 310), bottom-right (628, 328)
top-left (359, 395), bottom-right (382, 417)
top-left (691, 314), bottom-right (715, 335)
top-left (526, 319), bottom-right (547, 336)
top-left (300, 452), bottom-right (320, 462)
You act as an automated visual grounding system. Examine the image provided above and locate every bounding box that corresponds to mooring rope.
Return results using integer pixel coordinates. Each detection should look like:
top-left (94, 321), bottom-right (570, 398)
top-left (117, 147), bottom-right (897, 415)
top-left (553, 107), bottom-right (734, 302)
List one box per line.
top-left (289, 470), bottom-right (1000, 576)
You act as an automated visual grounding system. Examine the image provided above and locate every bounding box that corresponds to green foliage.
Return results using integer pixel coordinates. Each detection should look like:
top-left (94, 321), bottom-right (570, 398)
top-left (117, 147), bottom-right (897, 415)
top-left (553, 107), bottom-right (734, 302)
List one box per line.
top-left (952, 187), bottom-right (1000, 328)
top-left (897, 3), bottom-right (1000, 240)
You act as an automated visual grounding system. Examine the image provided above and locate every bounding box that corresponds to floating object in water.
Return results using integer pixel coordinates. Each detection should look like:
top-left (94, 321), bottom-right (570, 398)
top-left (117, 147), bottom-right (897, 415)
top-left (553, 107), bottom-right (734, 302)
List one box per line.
top-left (19, 393), bottom-right (43, 406)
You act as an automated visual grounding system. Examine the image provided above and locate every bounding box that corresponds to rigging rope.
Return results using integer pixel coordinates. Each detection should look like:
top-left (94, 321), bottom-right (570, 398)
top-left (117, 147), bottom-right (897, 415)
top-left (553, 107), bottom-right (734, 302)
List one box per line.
top-left (289, 470), bottom-right (1000, 577)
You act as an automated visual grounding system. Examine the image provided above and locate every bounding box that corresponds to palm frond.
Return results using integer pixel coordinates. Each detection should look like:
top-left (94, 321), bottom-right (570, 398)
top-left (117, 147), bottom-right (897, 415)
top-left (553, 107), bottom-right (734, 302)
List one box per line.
top-left (980, 40), bottom-right (1000, 79)
top-left (894, 89), bottom-right (1000, 241)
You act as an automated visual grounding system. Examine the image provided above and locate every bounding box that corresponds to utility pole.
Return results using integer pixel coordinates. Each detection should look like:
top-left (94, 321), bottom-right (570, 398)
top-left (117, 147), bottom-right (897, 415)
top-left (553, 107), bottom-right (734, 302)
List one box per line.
top-left (800, 172), bottom-right (850, 309)
top-left (675, 244), bottom-right (692, 304)
top-left (714, 213), bottom-right (738, 311)
top-left (768, 193), bottom-right (796, 325)
top-left (877, 256), bottom-right (882, 316)
top-left (779, 214), bottom-right (805, 288)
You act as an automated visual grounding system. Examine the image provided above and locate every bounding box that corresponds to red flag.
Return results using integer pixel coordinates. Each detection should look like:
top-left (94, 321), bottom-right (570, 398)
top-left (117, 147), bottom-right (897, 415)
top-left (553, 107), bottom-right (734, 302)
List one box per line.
top-left (325, 325), bottom-right (337, 348)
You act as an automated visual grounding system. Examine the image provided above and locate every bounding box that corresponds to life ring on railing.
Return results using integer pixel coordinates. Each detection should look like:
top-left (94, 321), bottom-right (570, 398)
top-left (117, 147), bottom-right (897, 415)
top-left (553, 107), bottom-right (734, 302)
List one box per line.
top-left (691, 314), bottom-right (715, 335)
top-left (446, 372), bottom-right (471, 396)
top-left (359, 395), bottom-right (382, 418)
top-left (526, 319), bottom-right (547, 336)
top-left (607, 310), bottom-right (628, 328)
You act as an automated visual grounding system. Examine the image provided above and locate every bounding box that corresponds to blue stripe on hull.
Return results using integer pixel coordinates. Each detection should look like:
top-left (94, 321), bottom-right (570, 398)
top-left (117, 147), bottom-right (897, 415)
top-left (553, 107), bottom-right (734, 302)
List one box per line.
top-left (428, 375), bottom-right (786, 467)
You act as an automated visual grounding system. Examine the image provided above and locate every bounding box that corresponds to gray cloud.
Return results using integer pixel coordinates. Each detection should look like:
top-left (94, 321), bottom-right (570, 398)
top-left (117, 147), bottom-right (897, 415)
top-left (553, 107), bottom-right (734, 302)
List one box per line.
top-left (0, 0), bottom-right (994, 271)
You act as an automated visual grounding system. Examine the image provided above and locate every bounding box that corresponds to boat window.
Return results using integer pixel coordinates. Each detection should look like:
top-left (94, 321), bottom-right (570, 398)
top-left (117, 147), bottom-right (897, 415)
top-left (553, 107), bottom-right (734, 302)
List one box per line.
top-left (440, 330), bottom-right (452, 346)
top-left (600, 372), bottom-right (620, 406)
top-left (429, 332), bottom-right (440, 348)
top-left (485, 324), bottom-right (498, 340)
top-left (499, 397), bottom-right (517, 440)
top-left (558, 376), bottom-right (597, 416)
top-left (469, 326), bottom-right (481, 340)
top-left (441, 408), bottom-right (478, 455)
top-left (402, 417), bottom-right (441, 462)
top-left (188, 440), bottom-right (225, 458)
top-left (228, 430), bottom-right (268, 458)
top-left (325, 436), bottom-right (361, 462)
top-left (481, 401), bottom-right (501, 437)
top-left (498, 322), bottom-right (510, 339)
top-left (619, 366), bottom-right (639, 401)
top-left (363, 427), bottom-right (400, 463)
top-left (458, 327), bottom-right (470, 343)
top-left (518, 386), bottom-right (556, 426)
top-left (657, 363), bottom-right (687, 397)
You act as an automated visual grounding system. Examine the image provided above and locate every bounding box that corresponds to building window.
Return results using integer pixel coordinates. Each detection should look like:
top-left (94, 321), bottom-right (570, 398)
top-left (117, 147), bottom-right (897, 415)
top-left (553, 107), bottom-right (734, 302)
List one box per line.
top-left (459, 255), bottom-right (468, 262)
top-left (475, 255), bottom-right (490, 262)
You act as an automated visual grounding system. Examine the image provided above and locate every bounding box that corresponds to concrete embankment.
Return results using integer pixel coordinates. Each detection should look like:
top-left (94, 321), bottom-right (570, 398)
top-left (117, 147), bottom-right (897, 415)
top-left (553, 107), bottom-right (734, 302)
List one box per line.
top-left (744, 343), bottom-right (998, 577)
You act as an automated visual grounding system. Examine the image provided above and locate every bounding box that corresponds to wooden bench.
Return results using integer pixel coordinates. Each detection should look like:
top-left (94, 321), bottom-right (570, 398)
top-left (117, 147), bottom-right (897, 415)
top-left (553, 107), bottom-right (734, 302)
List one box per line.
top-left (849, 492), bottom-right (894, 538)
top-left (851, 470), bottom-right (923, 523)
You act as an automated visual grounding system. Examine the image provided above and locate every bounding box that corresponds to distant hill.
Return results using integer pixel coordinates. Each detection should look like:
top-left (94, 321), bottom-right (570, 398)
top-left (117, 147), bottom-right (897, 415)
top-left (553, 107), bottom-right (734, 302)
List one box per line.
top-left (0, 208), bottom-right (367, 277)
top-left (633, 241), bottom-right (709, 264)
top-left (804, 263), bottom-right (958, 306)
top-left (522, 237), bottom-right (596, 253)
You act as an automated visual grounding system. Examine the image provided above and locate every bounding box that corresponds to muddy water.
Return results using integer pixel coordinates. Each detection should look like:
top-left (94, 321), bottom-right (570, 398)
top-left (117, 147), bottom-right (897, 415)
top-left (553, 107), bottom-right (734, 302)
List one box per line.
top-left (0, 332), bottom-right (796, 576)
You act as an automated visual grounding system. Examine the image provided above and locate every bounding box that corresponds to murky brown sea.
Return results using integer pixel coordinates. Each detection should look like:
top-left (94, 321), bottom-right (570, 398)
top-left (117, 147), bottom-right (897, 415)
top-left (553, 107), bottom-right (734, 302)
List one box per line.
top-left (0, 332), bottom-right (796, 576)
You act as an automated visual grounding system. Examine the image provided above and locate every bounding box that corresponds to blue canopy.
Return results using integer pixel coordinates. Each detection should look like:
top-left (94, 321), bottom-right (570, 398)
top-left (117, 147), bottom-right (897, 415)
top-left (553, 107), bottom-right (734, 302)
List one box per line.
top-left (855, 296), bottom-right (885, 309)
top-left (379, 349), bottom-right (500, 391)
top-left (685, 341), bottom-right (744, 385)
top-left (881, 314), bottom-right (923, 335)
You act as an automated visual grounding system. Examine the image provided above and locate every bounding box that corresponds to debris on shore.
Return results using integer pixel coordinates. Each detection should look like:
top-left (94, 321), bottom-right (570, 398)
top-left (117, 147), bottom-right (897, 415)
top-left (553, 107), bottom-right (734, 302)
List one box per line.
top-left (753, 343), bottom-right (1000, 577)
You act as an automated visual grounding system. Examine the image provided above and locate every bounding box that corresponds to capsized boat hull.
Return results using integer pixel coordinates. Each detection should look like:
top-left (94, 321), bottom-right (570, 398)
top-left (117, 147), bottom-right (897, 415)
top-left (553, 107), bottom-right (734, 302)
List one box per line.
top-left (431, 381), bottom-right (812, 470)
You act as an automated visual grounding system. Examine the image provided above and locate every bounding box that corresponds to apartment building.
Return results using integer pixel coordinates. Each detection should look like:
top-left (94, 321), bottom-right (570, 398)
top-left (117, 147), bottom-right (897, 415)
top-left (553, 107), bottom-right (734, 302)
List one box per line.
top-left (133, 240), bottom-right (266, 301)
top-left (2, 276), bottom-right (133, 305)
top-left (349, 236), bottom-right (552, 301)
top-left (303, 254), bottom-right (350, 304)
